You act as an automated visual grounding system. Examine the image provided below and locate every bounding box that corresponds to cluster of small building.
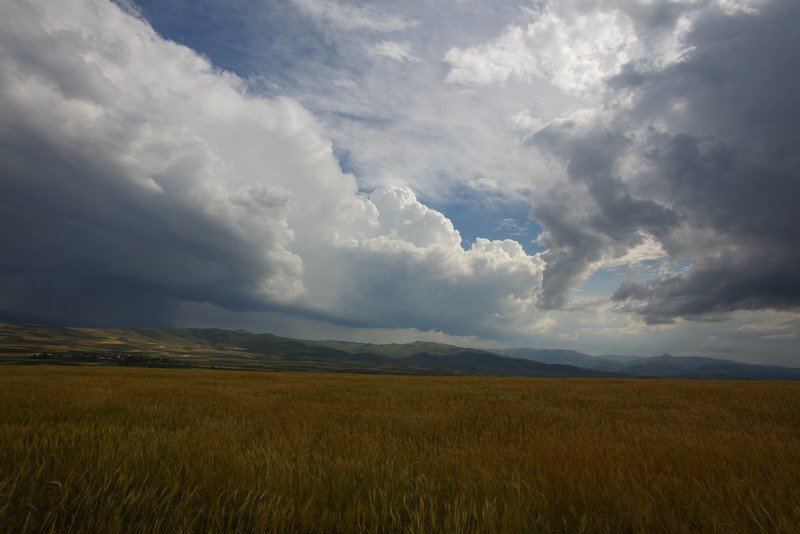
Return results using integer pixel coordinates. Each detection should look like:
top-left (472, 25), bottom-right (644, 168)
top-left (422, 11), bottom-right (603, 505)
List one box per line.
top-left (31, 351), bottom-right (165, 364)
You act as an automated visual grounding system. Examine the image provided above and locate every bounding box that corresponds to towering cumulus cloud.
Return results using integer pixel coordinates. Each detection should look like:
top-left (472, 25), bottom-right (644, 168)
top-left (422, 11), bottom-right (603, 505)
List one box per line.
top-left (0, 0), bottom-right (542, 332)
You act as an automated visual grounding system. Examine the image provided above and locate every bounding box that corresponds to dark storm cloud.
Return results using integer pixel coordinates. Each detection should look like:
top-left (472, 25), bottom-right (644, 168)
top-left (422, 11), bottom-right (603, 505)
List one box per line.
top-left (532, 125), bottom-right (678, 309)
top-left (614, 257), bottom-right (800, 325)
top-left (0, 0), bottom-right (303, 325)
top-left (531, 0), bottom-right (800, 320)
top-left (0, 112), bottom-right (286, 325)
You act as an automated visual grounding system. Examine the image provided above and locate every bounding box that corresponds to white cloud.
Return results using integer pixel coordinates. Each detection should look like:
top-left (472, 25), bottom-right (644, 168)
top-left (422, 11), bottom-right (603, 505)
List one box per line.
top-left (110, 0), bottom-right (141, 17)
top-left (718, 0), bottom-right (767, 14)
top-left (442, 0), bottom-right (736, 94)
top-left (587, 236), bottom-right (668, 272)
top-left (292, 185), bottom-right (545, 334)
top-left (445, 7), bottom-right (638, 93)
top-left (250, 1), bottom-right (566, 208)
top-left (291, 0), bottom-right (418, 32)
top-left (366, 40), bottom-right (419, 62)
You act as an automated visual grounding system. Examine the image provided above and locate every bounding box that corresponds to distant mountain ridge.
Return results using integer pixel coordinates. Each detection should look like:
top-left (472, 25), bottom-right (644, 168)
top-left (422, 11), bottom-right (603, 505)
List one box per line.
top-left (0, 323), bottom-right (621, 378)
top-left (0, 321), bottom-right (797, 380)
top-left (493, 348), bottom-right (800, 380)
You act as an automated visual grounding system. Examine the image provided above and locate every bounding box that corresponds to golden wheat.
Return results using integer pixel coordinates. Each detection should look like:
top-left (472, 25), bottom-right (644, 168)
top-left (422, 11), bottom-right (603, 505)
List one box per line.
top-left (1, 366), bottom-right (799, 532)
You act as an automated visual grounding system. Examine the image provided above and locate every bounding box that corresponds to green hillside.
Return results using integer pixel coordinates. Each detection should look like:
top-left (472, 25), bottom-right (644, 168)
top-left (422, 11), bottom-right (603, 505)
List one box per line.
top-left (0, 323), bottom-right (616, 377)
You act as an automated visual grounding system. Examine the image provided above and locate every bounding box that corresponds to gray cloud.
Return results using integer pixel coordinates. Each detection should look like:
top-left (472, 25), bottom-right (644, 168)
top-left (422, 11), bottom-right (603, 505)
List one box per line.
top-left (532, 124), bottom-right (678, 308)
top-left (529, 0), bottom-right (800, 321)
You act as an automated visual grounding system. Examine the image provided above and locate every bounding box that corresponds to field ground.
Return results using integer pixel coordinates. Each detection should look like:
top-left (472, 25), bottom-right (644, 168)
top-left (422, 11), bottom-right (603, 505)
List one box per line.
top-left (1, 366), bottom-right (799, 532)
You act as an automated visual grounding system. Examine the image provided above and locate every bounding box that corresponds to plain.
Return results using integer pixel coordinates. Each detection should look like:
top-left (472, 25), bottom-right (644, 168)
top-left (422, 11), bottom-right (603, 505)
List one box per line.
top-left (1, 366), bottom-right (799, 532)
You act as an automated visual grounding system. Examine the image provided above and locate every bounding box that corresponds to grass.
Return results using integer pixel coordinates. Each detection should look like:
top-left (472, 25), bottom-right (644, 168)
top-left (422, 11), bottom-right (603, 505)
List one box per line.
top-left (0, 323), bottom-right (464, 372)
top-left (0, 323), bottom-right (254, 366)
top-left (1, 366), bottom-right (799, 532)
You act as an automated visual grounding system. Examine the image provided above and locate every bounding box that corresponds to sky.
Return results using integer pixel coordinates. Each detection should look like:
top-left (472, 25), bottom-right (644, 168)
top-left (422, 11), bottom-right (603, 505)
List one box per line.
top-left (1, 0), bottom-right (799, 365)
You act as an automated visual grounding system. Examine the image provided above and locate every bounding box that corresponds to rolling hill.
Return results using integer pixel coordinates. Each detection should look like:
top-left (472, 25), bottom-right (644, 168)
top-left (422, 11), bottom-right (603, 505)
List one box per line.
top-left (2, 322), bottom-right (797, 379)
top-left (0, 323), bottom-right (619, 378)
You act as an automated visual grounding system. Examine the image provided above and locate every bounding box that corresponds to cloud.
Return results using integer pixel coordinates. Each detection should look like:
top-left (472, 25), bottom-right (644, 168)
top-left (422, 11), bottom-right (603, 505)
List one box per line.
top-left (291, 0), bottom-right (418, 32)
top-left (493, 218), bottom-right (527, 237)
top-left (2, 0), bottom-right (798, 362)
top-left (443, 0), bottom-right (770, 94)
top-left (110, 0), bottom-right (141, 17)
top-left (525, 113), bottom-right (680, 309)
top-left (307, 186), bottom-right (544, 335)
top-left (0, 0), bottom-right (543, 335)
top-left (444, 2), bottom-right (664, 93)
top-left (520, 0), bottom-right (800, 321)
top-left (366, 40), bottom-right (419, 62)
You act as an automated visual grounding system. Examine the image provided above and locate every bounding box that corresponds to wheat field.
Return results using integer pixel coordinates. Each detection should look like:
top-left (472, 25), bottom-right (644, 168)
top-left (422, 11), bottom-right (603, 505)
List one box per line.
top-left (1, 366), bottom-right (799, 532)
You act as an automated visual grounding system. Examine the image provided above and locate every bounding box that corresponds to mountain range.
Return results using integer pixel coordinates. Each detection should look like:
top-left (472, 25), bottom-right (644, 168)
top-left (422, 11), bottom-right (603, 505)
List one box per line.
top-left (494, 348), bottom-right (800, 380)
top-left (0, 321), bottom-right (797, 380)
